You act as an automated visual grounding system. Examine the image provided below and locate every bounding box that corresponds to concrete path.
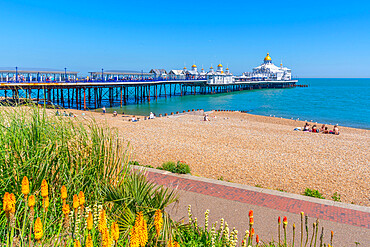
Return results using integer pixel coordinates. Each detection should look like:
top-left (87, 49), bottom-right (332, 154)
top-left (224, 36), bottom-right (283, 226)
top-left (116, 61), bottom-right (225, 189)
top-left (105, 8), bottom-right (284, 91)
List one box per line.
top-left (137, 167), bottom-right (370, 247)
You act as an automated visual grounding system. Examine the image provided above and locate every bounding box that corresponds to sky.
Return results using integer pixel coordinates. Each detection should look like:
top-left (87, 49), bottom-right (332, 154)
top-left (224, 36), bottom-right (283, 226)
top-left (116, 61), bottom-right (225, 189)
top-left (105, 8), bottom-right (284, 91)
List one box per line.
top-left (0, 0), bottom-right (370, 77)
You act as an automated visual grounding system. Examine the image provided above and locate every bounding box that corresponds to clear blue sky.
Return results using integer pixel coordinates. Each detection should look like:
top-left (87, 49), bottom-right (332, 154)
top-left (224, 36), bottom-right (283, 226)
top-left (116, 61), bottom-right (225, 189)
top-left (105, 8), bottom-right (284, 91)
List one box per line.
top-left (1, 0), bottom-right (369, 77)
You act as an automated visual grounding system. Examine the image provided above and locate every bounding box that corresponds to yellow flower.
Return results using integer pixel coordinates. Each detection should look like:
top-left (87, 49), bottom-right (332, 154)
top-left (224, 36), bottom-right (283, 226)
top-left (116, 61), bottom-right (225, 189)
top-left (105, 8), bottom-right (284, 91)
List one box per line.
top-left (22, 176), bottom-right (30, 196)
top-left (78, 191), bottom-right (85, 206)
top-left (62, 204), bottom-right (70, 215)
top-left (168, 240), bottom-right (180, 247)
top-left (41, 179), bottom-right (48, 198)
top-left (111, 221), bottom-right (120, 241)
top-left (98, 209), bottom-right (107, 233)
top-left (3, 192), bottom-right (11, 212)
top-left (8, 193), bottom-right (16, 213)
top-left (28, 195), bottom-right (36, 208)
top-left (86, 234), bottom-right (93, 247)
top-left (61, 185), bottom-right (67, 204)
top-left (130, 226), bottom-right (140, 247)
top-left (101, 228), bottom-right (112, 247)
top-left (74, 239), bottom-right (81, 247)
top-left (34, 217), bottom-right (43, 241)
top-left (132, 211), bottom-right (148, 247)
top-left (43, 197), bottom-right (49, 211)
top-left (73, 194), bottom-right (79, 210)
top-left (87, 211), bottom-right (93, 231)
top-left (154, 209), bottom-right (163, 236)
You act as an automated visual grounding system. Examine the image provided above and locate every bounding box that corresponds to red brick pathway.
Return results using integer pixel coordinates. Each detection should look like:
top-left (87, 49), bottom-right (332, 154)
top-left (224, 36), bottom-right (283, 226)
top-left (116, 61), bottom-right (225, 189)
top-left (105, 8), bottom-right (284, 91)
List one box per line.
top-left (145, 171), bottom-right (370, 229)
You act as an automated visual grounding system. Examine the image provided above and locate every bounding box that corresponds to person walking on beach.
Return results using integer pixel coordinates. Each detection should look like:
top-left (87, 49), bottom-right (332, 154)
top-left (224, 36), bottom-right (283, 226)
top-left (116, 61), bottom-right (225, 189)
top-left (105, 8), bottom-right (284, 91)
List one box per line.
top-left (102, 107), bottom-right (106, 115)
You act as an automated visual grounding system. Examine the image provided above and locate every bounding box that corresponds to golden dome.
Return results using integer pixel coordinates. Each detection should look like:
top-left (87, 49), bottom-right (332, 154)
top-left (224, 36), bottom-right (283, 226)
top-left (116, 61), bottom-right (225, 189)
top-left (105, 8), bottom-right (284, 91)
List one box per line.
top-left (183, 67), bottom-right (187, 70)
top-left (210, 66), bottom-right (213, 69)
top-left (192, 64), bottom-right (197, 68)
top-left (264, 53), bottom-right (272, 61)
top-left (218, 64), bottom-right (223, 67)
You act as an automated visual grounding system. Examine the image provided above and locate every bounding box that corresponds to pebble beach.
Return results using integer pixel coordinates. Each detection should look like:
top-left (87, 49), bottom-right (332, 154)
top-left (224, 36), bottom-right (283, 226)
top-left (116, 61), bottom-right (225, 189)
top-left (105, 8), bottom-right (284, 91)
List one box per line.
top-left (65, 109), bottom-right (369, 207)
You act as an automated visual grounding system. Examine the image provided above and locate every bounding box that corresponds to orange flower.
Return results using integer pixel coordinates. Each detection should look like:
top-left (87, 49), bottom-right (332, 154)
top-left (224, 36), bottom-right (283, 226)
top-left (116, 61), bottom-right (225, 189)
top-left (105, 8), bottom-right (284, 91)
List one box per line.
top-left (78, 191), bottom-right (85, 206)
top-left (41, 179), bottom-right (48, 198)
top-left (249, 217), bottom-right (254, 225)
top-left (3, 192), bottom-right (10, 212)
top-left (154, 209), bottom-right (163, 236)
top-left (249, 210), bottom-right (253, 218)
top-left (256, 234), bottom-right (260, 243)
top-left (28, 195), bottom-right (36, 208)
top-left (111, 221), bottom-right (119, 241)
top-left (278, 216), bottom-right (281, 224)
top-left (98, 209), bottom-right (107, 233)
top-left (22, 176), bottom-right (30, 196)
top-left (283, 216), bottom-right (288, 226)
top-left (86, 234), bottom-right (93, 247)
top-left (87, 211), bottom-right (93, 230)
top-left (61, 185), bottom-right (67, 203)
top-left (73, 194), bottom-right (79, 209)
top-left (74, 239), bottom-right (81, 247)
top-left (34, 217), bottom-right (43, 241)
top-left (250, 228), bottom-right (255, 236)
top-left (62, 204), bottom-right (70, 215)
top-left (43, 197), bottom-right (49, 211)
top-left (8, 193), bottom-right (16, 213)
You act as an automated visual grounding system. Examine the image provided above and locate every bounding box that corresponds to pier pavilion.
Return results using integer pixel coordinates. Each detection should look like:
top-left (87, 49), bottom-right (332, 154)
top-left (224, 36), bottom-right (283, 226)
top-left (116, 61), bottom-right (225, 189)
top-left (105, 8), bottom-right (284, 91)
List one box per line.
top-left (0, 68), bottom-right (78, 82)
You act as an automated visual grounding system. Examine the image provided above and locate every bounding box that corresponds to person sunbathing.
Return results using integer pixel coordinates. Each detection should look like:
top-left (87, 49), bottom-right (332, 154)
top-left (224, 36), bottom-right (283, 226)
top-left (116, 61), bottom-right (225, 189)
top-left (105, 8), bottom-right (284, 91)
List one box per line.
top-left (333, 125), bottom-right (340, 135)
top-left (311, 125), bottom-right (318, 133)
top-left (320, 124), bottom-right (326, 132)
top-left (323, 127), bottom-right (329, 134)
top-left (303, 122), bottom-right (310, 131)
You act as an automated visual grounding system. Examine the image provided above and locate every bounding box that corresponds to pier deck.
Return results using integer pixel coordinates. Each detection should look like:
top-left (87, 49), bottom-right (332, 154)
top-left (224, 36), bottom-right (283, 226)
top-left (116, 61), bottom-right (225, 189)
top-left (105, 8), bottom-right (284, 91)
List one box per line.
top-left (0, 79), bottom-right (297, 110)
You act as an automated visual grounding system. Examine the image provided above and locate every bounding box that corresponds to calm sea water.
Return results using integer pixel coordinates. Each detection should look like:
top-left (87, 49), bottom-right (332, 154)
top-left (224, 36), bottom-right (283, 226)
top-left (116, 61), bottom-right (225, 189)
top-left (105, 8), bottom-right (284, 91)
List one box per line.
top-left (107, 78), bottom-right (370, 129)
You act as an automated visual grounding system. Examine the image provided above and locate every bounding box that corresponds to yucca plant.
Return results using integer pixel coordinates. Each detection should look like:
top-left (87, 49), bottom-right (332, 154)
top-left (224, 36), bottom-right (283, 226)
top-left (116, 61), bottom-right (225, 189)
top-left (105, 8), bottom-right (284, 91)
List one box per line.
top-left (102, 168), bottom-right (179, 246)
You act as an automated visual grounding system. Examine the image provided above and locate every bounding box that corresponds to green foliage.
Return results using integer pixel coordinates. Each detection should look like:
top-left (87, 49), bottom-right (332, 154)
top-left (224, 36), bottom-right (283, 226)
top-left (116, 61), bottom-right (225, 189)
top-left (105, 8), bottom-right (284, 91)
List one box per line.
top-left (331, 192), bottom-right (341, 202)
top-left (157, 161), bottom-right (191, 174)
top-left (102, 169), bottom-right (179, 244)
top-left (304, 188), bottom-right (325, 199)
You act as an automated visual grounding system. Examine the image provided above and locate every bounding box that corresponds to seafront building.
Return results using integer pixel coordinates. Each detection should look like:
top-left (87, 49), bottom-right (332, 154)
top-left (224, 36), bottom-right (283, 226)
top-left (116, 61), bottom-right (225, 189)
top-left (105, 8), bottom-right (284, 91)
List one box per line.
top-left (241, 53), bottom-right (292, 81)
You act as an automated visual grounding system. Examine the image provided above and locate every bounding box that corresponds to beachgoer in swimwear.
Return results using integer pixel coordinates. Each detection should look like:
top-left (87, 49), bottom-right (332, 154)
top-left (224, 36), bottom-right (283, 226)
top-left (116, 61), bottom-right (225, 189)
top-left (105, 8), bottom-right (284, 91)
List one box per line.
top-left (113, 111), bottom-right (117, 117)
top-left (320, 124), bottom-right (326, 132)
top-left (303, 122), bottom-right (310, 131)
top-left (102, 107), bottom-right (106, 114)
top-left (333, 125), bottom-right (339, 135)
top-left (311, 125), bottom-right (317, 133)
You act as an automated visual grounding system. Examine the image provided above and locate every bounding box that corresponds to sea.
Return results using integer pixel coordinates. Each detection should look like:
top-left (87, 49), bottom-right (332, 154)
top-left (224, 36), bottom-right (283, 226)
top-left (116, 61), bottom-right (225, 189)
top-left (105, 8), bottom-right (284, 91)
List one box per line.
top-left (107, 78), bottom-right (370, 130)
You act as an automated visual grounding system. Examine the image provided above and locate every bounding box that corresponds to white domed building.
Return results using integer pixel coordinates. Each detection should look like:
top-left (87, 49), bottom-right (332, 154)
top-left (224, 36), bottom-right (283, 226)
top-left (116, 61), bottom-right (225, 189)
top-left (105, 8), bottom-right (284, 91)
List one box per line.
top-left (206, 64), bottom-right (234, 84)
top-left (243, 53), bottom-right (292, 81)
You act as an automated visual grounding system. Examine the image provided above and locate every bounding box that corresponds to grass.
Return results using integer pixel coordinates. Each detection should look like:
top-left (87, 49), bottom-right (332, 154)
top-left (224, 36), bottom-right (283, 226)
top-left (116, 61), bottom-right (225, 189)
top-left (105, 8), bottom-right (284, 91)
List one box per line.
top-left (157, 161), bottom-right (191, 174)
top-left (303, 188), bottom-right (325, 199)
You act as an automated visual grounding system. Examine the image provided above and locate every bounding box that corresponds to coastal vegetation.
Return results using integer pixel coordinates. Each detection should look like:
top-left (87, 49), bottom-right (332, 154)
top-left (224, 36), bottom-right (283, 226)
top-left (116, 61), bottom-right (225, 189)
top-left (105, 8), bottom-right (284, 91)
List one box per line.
top-left (0, 106), bottom-right (339, 246)
top-left (157, 161), bottom-right (191, 174)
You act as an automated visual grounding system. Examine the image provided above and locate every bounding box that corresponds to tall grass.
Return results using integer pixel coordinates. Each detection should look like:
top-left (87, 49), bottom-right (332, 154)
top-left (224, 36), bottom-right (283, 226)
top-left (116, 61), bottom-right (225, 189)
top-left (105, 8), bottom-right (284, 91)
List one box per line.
top-left (0, 106), bottom-right (130, 241)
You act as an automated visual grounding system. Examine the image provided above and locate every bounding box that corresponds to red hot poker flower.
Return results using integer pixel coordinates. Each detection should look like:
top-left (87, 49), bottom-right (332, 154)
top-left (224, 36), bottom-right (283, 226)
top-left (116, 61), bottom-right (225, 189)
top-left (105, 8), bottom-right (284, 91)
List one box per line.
top-left (283, 216), bottom-right (288, 225)
top-left (278, 216), bottom-right (281, 224)
top-left (249, 210), bottom-right (253, 218)
top-left (249, 217), bottom-right (254, 225)
top-left (256, 235), bottom-right (260, 243)
top-left (250, 228), bottom-right (255, 236)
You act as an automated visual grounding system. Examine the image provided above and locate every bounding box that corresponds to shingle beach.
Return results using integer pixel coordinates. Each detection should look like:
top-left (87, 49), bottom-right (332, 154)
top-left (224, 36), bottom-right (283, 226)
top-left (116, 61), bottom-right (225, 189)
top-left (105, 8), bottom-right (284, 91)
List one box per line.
top-left (60, 109), bottom-right (370, 206)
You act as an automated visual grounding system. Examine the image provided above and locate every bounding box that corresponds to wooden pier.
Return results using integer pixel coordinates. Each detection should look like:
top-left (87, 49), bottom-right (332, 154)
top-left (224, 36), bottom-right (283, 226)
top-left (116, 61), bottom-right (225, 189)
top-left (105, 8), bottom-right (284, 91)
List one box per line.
top-left (0, 80), bottom-right (297, 110)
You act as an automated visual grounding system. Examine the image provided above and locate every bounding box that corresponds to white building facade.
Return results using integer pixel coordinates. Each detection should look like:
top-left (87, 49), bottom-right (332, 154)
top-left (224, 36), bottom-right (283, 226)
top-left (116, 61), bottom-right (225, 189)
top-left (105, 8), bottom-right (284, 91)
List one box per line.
top-left (243, 53), bottom-right (292, 81)
top-left (206, 64), bottom-right (234, 84)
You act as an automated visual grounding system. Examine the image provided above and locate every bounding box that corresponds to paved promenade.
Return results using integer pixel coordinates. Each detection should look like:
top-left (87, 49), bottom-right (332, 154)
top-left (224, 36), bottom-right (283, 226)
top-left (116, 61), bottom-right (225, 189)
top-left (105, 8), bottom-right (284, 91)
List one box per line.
top-left (137, 167), bottom-right (370, 246)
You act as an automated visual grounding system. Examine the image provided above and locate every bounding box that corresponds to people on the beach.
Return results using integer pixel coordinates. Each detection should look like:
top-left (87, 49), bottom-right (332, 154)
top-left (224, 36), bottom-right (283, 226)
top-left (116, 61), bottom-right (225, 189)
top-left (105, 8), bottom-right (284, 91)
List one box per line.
top-left (333, 125), bottom-right (340, 135)
top-left (204, 114), bottom-right (210, 121)
top-left (113, 111), bottom-right (117, 117)
top-left (311, 125), bottom-right (318, 133)
top-left (323, 127), bottom-right (329, 134)
top-left (131, 116), bottom-right (137, 122)
top-left (102, 107), bottom-right (106, 114)
top-left (320, 124), bottom-right (326, 132)
top-left (303, 122), bottom-right (310, 131)
top-left (149, 112), bottom-right (155, 119)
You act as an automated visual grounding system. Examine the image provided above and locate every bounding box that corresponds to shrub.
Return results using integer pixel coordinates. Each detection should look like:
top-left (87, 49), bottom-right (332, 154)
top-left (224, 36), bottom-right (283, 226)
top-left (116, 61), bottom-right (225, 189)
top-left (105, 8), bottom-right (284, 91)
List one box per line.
top-left (157, 161), bottom-right (191, 174)
top-left (304, 188), bottom-right (325, 199)
top-left (332, 192), bottom-right (341, 202)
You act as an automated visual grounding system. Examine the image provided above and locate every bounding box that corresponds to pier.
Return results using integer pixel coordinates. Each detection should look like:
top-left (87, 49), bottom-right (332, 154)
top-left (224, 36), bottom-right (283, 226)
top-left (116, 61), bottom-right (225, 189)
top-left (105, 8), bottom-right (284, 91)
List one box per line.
top-left (0, 80), bottom-right (297, 110)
